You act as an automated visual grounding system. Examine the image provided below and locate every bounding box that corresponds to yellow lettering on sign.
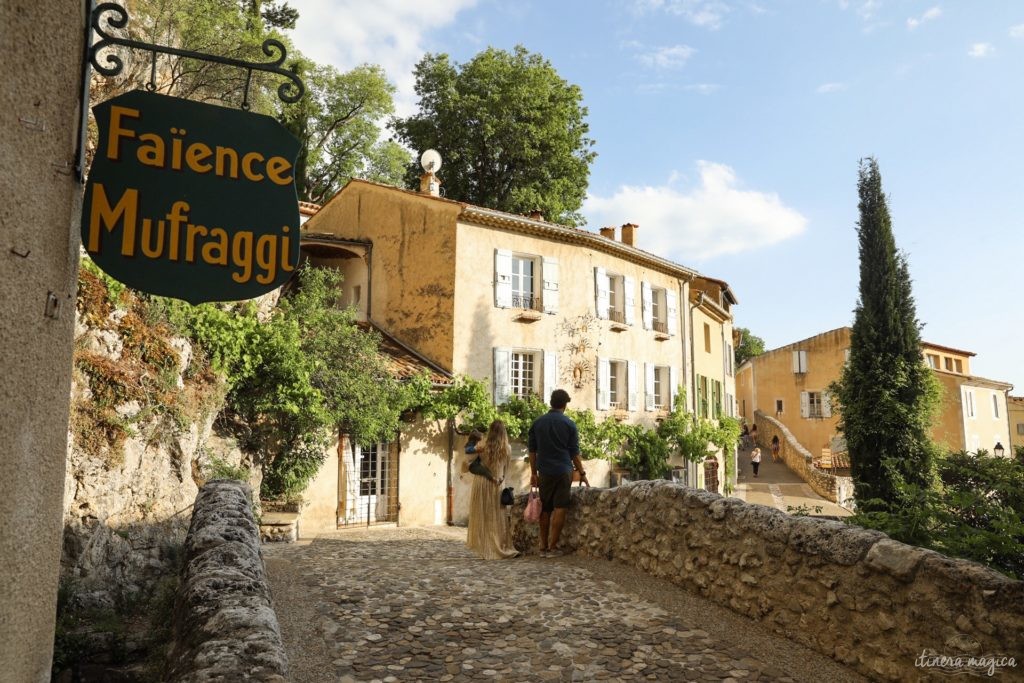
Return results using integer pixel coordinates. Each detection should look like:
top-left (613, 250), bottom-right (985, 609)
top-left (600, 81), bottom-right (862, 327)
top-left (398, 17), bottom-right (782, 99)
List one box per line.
top-left (231, 231), bottom-right (254, 283)
top-left (265, 157), bottom-right (293, 186)
top-left (186, 223), bottom-right (208, 262)
top-left (203, 228), bottom-right (229, 265)
top-left (242, 152), bottom-right (265, 182)
top-left (137, 133), bottom-right (165, 167)
top-left (88, 184), bottom-right (138, 256)
top-left (280, 226), bottom-right (294, 272)
top-left (215, 147), bottom-right (239, 179)
top-left (186, 143), bottom-right (213, 173)
top-left (140, 218), bottom-right (165, 258)
top-left (106, 106), bottom-right (140, 161)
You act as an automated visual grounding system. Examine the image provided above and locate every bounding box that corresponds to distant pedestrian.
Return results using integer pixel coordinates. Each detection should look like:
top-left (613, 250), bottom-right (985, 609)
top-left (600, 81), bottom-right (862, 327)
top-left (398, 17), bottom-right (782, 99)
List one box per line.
top-left (749, 423), bottom-right (759, 447)
top-left (528, 389), bottom-right (589, 557)
top-left (740, 423), bottom-right (750, 449)
top-left (751, 447), bottom-right (762, 478)
top-left (771, 435), bottom-right (780, 463)
top-left (466, 420), bottom-right (519, 560)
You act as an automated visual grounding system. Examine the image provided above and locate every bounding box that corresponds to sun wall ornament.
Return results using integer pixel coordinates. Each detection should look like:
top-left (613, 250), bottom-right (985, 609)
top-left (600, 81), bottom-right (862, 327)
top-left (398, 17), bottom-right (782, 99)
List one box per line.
top-left (559, 314), bottom-right (599, 389)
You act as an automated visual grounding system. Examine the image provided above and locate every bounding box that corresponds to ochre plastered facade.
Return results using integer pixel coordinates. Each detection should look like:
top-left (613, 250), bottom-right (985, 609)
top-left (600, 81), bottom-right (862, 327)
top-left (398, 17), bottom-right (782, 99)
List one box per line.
top-left (298, 179), bottom-right (739, 525)
top-left (736, 327), bottom-right (1013, 459)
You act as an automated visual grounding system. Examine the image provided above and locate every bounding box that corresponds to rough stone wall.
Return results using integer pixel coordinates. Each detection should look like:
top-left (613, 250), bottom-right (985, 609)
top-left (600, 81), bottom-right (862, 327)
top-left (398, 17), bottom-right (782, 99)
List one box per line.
top-left (510, 481), bottom-right (1023, 682)
top-left (63, 309), bottom-right (256, 609)
top-left (167, 481), bottom-right (288, 682)
top-left (755, 411), bottom-right (853, 506)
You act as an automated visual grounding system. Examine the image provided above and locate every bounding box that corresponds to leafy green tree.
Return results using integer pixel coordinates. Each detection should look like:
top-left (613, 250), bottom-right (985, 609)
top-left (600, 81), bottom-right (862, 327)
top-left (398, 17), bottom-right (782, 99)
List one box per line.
top-left (280, 62), bottom-right (408, 202)
top-left (393, 45), bottom-right (596, 225)
top-left (831, 158), bottom-right (939, 515)
top-left (734, 327), bottom-right (765, 366)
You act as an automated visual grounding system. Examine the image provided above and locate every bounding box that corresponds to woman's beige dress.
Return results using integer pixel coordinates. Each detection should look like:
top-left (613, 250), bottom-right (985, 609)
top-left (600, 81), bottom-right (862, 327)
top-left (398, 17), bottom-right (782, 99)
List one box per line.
top-left (466, 444), bottom-right (518, 560)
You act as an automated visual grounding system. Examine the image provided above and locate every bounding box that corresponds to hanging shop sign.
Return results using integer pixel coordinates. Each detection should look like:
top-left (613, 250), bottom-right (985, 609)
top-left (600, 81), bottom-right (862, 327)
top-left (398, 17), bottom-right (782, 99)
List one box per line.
top-left (81, 90), bottom-right (301, 303)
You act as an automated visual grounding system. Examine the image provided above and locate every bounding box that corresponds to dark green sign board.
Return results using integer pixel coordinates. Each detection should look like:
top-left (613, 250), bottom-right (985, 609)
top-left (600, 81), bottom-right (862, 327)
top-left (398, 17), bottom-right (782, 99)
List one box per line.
top-left (82, 90), bottom-right (301, 304)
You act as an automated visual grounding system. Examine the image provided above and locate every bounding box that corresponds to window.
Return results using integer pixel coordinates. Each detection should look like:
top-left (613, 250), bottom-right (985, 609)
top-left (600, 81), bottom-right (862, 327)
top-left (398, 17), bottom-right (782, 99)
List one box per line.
top-left (724, 392), bottom-right (733, 417)
top-left (496, 251), bottom-right (558, 312)
top-left (608, 360), bottom-right (625, 408)
top-left (800, 391), bottom-right (832, 419)
top-left (510, 256), bottom-right (537, 309)
top-left (697, 374), bottom-right (710, 418)
top-left (652, 366), bottom-right (667, 409)
top-left (726, 344), bottom-right (734, 376)
top-left (992, 394), bottom-right (1000, 419)
top-left (595, 268), bottom-right (634, 324)
top-left (711, 380), bottom-right (722, 419)
top-left (945, 357), bottom-right (954, 371)
top-left (954, 358), bottom-right (963, 373)
top-left (599, 358), bottom-right (637, 411)
top-left (965, 389), bottom-right (976, 418)
top-left (494, 348), bottom-right (557, 404)
top-left (926, 354), bottom-right (938, 369)
top-left (641, 282), bottom-right (676, 335)
top-left (509, 352), bottom-right (537, 398)
top-left (775, 399), bottom-right (784, 415)
top-left (807, 392), bottom-right (823, 418)
top-left (792, 350), bottom-right (809, 374)
top-left (651, 287), bottom-right (664, 331)
top-left (704, 323), bottom-right (711, 353)
top-left (1017, 423), bottom-right (1024, 436)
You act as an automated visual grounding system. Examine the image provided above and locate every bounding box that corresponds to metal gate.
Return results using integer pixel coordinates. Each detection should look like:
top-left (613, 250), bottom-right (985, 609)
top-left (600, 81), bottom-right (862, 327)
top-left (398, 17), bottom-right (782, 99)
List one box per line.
top-left (338, 441), bottom-right (399, 527)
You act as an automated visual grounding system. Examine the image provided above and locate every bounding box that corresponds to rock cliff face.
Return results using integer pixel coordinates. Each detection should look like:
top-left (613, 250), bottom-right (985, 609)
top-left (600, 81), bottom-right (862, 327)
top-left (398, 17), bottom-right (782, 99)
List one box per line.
top-left (62, 270), bottom-right (257, 608)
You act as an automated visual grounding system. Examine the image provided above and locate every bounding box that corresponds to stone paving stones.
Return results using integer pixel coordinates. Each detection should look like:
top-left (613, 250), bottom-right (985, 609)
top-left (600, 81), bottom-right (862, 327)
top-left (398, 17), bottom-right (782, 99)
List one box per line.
top-left (265, 527), bottom-right (864, 683)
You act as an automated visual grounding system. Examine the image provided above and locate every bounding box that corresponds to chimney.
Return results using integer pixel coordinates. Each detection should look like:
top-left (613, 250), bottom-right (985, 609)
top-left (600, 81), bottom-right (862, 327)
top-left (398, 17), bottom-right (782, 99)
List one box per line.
top-left (600, 226), bottom-right (617, 240)
top-left (527, 209), bottom-right (544, 221)
top-left (621, 223), bottom-right (639, 247)
top-left (419, 172), bottom-right (441, 197)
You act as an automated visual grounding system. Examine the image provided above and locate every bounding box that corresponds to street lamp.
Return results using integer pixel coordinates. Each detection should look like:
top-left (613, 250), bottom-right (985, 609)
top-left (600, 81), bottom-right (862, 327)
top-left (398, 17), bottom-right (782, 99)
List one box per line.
top-left (994, 442), bottom-right (1005, 458)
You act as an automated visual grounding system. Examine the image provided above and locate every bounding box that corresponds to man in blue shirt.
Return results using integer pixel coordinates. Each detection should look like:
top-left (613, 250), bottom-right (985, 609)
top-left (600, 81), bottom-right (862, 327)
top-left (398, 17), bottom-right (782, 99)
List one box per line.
top-left (528, 389), bottom-right (589, 557)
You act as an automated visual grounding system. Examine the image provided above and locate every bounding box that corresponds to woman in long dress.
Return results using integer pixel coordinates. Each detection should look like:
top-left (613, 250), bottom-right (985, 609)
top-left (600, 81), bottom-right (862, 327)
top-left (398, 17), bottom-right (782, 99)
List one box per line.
top-left (466, 420), bottom-right (519, 559)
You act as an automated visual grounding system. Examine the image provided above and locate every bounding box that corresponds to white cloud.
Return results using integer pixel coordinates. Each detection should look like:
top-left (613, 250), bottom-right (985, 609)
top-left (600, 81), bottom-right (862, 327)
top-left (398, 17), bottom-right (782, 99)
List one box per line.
top-left (684, 83), bottom-right (721, 94)
top-left (289, 0), bottom-right (478, 117)
top-left (968, 42), bottom-right (995, 58)
top-left (816, 82), bottom-right (847, 93)
top-left (583, 162), bottom-right (807, 261)
top-left (1010, 24), bottom-right (1024, 39)
top-left (633, 0), bottom-right (731, 29)
top-left (907, 6), bottom-right (941, 30)
top-left (637, 45), bottom-right (696, 69)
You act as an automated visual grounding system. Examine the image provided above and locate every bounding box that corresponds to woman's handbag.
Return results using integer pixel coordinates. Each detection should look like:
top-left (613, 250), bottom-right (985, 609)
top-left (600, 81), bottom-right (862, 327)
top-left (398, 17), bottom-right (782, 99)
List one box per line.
top-left (500, 487), bottom-right (514, 506)
top-left (524, 487), bottom-right (541, 523)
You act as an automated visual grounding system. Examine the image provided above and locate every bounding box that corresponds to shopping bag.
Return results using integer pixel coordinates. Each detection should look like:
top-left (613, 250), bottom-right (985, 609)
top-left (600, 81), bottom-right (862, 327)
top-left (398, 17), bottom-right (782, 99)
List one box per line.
top-left (523, 487), bottom-right (541, 523)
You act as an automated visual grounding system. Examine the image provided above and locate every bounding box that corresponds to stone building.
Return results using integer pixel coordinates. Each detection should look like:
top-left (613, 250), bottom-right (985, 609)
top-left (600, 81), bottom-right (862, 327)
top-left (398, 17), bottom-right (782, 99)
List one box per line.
top-left (295, 174), bottom-right (738, 530)
top-left (735, 327), bottom-right (1013, 460)
top-left (1009, 395), bottom-right (1024, 454)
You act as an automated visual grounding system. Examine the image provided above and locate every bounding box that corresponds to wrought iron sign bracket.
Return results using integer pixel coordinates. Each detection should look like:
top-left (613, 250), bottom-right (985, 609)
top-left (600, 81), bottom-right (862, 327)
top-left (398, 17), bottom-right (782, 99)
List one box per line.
top-left (76, 0), bottom-right (305, 181)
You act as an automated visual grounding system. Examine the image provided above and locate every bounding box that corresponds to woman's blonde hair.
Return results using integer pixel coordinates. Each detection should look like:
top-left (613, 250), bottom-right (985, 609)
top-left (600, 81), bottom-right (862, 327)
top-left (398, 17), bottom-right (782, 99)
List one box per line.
top-left (483, 419), bottom-right (511, 463)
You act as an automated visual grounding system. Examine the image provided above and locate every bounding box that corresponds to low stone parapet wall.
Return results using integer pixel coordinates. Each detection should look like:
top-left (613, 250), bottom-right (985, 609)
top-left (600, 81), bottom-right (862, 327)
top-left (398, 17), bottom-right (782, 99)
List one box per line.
top-left (167, 480), bottom-right (288, 682)
top-left (755, 411), bottom-right (853, 506)
top-left (510, 481), bottom-right (1023, 681)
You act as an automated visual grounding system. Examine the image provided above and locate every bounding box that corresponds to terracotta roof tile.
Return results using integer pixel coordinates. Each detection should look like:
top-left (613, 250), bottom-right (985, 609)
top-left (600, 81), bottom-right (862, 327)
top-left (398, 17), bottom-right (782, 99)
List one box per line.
top-left (356, 321), bottom-right (451, 385)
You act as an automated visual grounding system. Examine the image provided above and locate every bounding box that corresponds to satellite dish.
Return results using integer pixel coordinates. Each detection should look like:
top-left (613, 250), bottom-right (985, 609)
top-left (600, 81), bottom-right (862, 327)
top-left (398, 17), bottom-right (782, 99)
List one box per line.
top-left (420, 149), bottom-right (442, 173)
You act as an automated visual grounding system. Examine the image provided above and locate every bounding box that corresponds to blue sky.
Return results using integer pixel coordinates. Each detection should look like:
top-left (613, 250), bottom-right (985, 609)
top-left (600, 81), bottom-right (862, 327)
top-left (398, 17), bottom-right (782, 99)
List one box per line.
top-left (292, 1), bottom-right (1023, 391)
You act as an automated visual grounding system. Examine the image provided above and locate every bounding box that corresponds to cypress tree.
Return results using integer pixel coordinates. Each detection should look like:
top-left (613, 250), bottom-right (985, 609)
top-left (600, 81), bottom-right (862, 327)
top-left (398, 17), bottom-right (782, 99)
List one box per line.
top-left (835, 158), bottom-right (937, 513)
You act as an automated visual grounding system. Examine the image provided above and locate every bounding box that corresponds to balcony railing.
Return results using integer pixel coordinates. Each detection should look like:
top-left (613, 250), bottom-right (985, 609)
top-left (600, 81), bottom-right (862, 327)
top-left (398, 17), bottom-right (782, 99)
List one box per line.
top-left (512, 294), bottom-right (543, 311)
top-left (608, 309), bottom-right (625, 323)
top-left (653, 320), bottom-right (668, 333)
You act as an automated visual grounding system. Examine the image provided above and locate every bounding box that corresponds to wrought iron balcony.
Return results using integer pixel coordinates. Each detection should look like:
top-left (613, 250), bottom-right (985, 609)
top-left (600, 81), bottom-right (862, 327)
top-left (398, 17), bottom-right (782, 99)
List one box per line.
top-left (653, 320), bottom-right (668, 333)
top-left (512, 294), bottom-right (543, 311)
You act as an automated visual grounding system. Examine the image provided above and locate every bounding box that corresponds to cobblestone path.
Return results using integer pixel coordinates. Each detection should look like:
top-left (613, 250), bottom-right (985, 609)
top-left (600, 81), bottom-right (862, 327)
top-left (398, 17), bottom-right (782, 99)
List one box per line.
top-left (264, 527), bottom-right (864, 683)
